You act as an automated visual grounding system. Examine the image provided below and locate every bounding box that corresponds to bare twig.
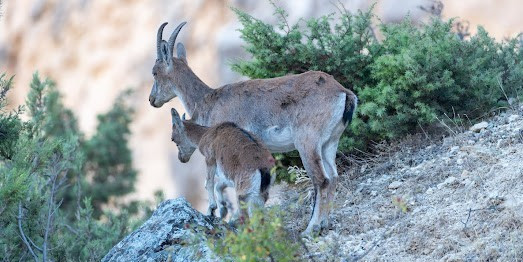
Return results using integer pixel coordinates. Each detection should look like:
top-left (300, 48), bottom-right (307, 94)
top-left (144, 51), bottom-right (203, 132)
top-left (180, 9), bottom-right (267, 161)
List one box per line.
top-left (43, 156), bottom-right (66, 262)
top-left (27, 236), bottom-right (43, 253)
top-left (42, 175), bottom-right (56, 261)
top-left (435, 115), bottom-right (458, 136)
top-left (461, 207), bottom-right (473, 230)
top-left (417, 122), bottom-right (431, 141)
top-left (18, 203), bottom-right (39, 262)
top-left (62, 223), bottom-right (79, 235)
top-left (497, 76), bottom-right (515, 110)
top-left (268, 0), bottom-right (291, 34)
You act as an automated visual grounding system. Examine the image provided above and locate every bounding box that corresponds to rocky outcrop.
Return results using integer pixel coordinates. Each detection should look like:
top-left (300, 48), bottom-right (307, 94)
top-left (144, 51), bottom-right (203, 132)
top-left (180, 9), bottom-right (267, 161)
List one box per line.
top-left (102, 198), bottom-right (228, 262)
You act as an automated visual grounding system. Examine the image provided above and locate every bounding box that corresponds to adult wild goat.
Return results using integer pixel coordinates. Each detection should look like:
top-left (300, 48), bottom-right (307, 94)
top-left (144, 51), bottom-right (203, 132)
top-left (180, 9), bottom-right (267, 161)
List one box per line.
top-left (150, 22), bottom-right (357, 235)
top-left (170, 108), bottom-right (275, 220)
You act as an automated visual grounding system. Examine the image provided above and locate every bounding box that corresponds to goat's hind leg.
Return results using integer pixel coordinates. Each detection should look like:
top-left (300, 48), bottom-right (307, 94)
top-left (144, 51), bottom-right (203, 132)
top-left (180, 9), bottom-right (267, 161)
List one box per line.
top-left (246, 193), bottom-right (265, 218)
top-left (214, 179), bottom-right (228, 219)
top-left (296, 142), bottom-right (329, 236)
top-left (235, 193), bottom-right (264, 222)
top-left (236, 170), bottom-right (266, 220)
top-left (320, 138), bottom-right (340, 230)
top-left (205, 162), bottom-right (217, 216)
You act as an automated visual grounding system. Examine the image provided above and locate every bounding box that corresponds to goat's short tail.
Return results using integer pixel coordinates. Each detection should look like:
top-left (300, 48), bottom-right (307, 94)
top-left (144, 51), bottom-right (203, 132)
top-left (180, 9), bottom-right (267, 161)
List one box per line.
top-left (259, 168), bottom-right (271, 193)
top-left (343, 92), bottom-right (358, 125)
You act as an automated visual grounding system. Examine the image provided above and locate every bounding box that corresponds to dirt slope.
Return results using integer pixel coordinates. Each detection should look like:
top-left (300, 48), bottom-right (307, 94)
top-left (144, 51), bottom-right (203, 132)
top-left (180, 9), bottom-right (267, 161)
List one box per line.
top-left (275, 107), bottom-right (523, 261)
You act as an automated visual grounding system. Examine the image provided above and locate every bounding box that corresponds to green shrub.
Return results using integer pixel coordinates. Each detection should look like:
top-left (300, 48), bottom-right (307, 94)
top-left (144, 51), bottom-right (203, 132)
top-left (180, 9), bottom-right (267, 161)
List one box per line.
top-left (356, 20), bottom-right (505, 142)
top-left (209, 208), bottom-right (299, 261)
top-left (82, 90), bottom-right (137, 217)
top-left (233, 4), bottom-right (523, 181)
top-left (0, 73), bottom-right (22, 160)
top-left (0, 73), bottom-right (157, 261)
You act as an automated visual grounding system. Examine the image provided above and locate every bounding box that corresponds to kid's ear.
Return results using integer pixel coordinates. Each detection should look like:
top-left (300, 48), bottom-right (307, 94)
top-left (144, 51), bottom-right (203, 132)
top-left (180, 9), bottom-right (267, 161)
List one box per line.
top-left (177, 43), bottom-right (187, 64)
top-left (171, 108), bottom-right (181, 123)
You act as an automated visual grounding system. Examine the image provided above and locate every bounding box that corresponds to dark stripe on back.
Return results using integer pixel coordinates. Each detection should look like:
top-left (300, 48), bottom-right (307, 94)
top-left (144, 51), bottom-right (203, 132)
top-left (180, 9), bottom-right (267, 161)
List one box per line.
top-left (239, 128), bottom-right (257, 144)
top-left (220, 122), bottom-right (258, 145)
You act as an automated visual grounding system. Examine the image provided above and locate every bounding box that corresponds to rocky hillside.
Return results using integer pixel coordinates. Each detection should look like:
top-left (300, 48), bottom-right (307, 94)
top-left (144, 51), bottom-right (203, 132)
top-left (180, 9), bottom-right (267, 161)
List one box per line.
top-left (277, 107), bottom-right (523, 261)
top-left (104, 107), bottom-right (523, 261)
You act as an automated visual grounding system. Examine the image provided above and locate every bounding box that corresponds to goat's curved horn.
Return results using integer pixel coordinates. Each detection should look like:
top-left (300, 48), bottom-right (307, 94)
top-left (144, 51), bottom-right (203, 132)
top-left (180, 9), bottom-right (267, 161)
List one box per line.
top-left (167, 22), bottom-right (187, 62)
top-left (157, 22), bottom-right (168, 59)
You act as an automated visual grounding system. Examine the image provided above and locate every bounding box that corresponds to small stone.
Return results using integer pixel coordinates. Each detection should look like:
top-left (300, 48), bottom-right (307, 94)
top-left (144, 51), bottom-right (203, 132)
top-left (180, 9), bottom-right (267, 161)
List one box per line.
top-left (461, 170), bottom-right (470, 177)
top-left (426, 187), bottom-right (434, 195)
top-left (445, 176), bottom-right (457, 184)
top-left (437, 176), bottom-right (457, 189)
top-left (469, 121), bottom-right (488, 133)
top-left (370, 191), bottom-right (378, 197)
top-left (456, 158), bottom-right (464, 165)
top-left (508, 114), bottom-right (519, 122)
top-left (388, 181), bottom-right (403, 190)
top-left (360, 164), bottom-right (368, 173)
top-left (496, 139), bottom-right (504, 148)
top-left (450, 146), bottom-right (460, 154)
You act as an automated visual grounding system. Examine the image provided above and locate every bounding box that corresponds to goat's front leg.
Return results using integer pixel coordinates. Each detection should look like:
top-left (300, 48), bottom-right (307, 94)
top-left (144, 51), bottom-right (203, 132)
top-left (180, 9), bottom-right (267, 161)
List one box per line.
top-left (205, 162), bottom-right (217, 217)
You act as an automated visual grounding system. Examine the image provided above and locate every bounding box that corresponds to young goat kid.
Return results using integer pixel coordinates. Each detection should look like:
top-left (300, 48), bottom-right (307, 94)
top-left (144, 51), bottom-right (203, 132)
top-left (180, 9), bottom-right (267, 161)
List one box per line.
top-left (170, 108), bottom-right (275, 220)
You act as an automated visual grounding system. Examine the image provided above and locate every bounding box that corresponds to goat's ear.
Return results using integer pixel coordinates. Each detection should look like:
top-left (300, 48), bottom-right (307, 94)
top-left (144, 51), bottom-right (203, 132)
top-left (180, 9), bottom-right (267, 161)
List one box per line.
top-left (161, 41), bottom-right (169, 62)
top-left (171, 108), bottom-right (181, 124)
top-left (177, 43), bottom-right (187, 64)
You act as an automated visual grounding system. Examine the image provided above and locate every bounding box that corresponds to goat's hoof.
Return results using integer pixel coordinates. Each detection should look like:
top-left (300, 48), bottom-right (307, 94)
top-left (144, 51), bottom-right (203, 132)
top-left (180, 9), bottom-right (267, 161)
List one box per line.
top-left (206, 209), bottom-right (216, 217)
top-left (320, 219), bottom-right (331, 231)
top-left (301, 225), bottom-right (321, 238)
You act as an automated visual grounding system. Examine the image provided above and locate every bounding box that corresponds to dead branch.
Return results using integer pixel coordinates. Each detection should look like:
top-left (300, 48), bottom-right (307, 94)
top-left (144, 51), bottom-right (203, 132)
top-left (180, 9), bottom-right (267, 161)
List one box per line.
top-left (18, 203), bottom-right (39, 262)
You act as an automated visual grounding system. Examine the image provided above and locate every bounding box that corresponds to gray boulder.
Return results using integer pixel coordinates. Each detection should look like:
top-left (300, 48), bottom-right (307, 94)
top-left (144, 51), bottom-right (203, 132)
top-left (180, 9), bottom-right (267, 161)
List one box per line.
top-left (102, 198), bottom-right (229, 262)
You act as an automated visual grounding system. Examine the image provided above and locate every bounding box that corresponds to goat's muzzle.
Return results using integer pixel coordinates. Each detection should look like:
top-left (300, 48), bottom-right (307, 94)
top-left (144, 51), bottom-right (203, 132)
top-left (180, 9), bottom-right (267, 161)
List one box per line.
top-left (179, 154), bottom-right (190, 163)
top-left (149, 95), bottom-right (159, 107)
